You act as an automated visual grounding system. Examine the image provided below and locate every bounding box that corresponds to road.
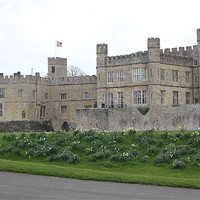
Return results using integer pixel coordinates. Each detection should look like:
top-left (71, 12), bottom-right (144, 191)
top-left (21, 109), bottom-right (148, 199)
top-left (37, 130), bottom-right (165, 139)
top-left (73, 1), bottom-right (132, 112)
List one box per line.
top-left (0, 171), bottom-right (200, 200)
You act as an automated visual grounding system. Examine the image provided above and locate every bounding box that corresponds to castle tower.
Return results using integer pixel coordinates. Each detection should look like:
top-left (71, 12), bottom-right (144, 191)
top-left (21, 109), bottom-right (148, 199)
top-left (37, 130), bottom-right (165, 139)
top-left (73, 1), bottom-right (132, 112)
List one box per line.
top-left (48, 57), bottom-right (67, 81)
top-left (147, 38), bottom-right (160, 63)
top-left (96, 44), bottom-right (108, 108)
top-left (147, 38), bottom-right (161, 105)
top-left (96, 44), bottom-right (108, 67)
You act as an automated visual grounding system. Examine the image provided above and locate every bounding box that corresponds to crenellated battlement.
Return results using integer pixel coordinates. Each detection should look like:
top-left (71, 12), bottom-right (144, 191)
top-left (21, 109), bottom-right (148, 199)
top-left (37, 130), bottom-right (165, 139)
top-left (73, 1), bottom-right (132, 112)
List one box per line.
top-left (0, 72), bottom-right (50, 85)
top-left (48, 57), bottom-right (67, 65)
top-left (105, 51), bottom-right (148, 66)
top-left (55, 75), bottom-right (97, 85)
top-left (160, 45), bottom-right (198, 58)
top-left (148, 38), bottom-right (160, 48)
top-left (96, 44), bottom-right (108, 55)
top-left (160, 45), bottom-right (198, 66)
top-left (160, 53), bottom-right (194, 67)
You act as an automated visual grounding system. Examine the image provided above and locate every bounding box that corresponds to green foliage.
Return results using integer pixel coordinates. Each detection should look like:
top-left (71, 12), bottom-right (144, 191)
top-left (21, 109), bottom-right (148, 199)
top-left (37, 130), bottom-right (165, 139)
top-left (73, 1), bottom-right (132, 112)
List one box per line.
top-left (3, 133), bottom-right (16, 141)
top-left (172, 160), bottom-right (186, 169)
top-left (127, 129), bottom-right (136, 137)
top-left (0, 129), bottom-right (200, 169)
top-left (137, 107), bottom-right (150, 115)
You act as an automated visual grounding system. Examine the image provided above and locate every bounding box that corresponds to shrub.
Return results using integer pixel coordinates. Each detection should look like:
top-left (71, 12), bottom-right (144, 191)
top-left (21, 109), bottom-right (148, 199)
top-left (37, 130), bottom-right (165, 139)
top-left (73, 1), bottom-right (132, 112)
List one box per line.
top-left (147, 145), bottom-right (158, 155)
top-left (154, 154), bottom-right (165, 165)
top-left (89, 151), bottom-right (104, 161)
top-left (3, 133), bottom-right (16, 141)
top-left (130, 149), bottom-right (138, 156)
top-left (195, 152), bottom-right (200, 162)
top-left (137, 107), bottom-right (150, 115)
top-left (172, 160), bottom-right (186, 169)
top-left (127, 129), bottom-right (136, 137)
top-left (68, 154), bottom-right (80, 163)
top-left (30, 132), bottom-right (37, 138)
top-left (12, 148), bottom-right (21, 156)
top-left (160, 131), bottom-right (169, 139)
top-left (141, 155), bottom-right (149, 162)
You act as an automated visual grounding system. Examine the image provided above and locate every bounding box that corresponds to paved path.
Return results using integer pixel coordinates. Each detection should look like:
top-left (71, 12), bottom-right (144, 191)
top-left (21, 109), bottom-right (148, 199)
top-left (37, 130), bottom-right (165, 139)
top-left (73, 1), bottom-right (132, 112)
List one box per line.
top-left (0, 171), bottom-right (200, 200)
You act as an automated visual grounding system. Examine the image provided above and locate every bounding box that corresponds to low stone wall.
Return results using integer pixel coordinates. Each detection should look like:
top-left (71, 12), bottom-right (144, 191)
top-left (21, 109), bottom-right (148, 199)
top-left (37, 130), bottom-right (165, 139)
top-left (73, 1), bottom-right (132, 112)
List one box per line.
top-left (0, 120), bottom-right (53, 133)
top-left (76, 104), bottom-right (200, 131)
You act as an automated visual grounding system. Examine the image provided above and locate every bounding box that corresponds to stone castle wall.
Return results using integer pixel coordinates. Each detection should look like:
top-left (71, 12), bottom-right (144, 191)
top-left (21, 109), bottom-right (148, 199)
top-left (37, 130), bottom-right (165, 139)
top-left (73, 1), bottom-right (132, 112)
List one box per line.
top-left (0, 120), bottom-right (53, 133)
top-left (76, 104), bottom-right (200, 131)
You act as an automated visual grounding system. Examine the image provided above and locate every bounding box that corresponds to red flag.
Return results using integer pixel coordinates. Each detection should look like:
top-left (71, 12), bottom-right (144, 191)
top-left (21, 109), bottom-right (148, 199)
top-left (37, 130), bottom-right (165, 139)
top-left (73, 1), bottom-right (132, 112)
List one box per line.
top-left (57, 41), bottom-right (62, 47)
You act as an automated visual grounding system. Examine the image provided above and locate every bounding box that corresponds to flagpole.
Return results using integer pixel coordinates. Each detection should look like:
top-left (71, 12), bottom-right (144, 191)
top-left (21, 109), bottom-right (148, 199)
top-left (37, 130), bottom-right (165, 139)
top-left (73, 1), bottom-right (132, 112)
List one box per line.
top-left (55, 41), bottom-right (57, 58)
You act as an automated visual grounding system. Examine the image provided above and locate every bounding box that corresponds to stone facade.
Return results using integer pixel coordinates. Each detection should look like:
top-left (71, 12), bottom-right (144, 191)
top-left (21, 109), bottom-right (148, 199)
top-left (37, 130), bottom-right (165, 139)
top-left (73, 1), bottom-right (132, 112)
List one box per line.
top-left (76, 104), bottom-right (200, 131)
top-left (0, 29), bottom-right (200, 131)
top-left (0, 60), bottom-right (97, 131)
top-left (0, 120), bottom-right (53, 133)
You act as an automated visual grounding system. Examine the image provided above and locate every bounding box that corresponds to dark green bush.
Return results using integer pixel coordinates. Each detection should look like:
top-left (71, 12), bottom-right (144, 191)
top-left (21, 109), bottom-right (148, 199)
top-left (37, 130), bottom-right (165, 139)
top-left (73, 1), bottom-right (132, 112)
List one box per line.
top-left (128, 129), bottom-right (136, 136)
top-left (172, 160), bottom-right (186, 169)
top-left (137, 107), bottom-right (150, 115)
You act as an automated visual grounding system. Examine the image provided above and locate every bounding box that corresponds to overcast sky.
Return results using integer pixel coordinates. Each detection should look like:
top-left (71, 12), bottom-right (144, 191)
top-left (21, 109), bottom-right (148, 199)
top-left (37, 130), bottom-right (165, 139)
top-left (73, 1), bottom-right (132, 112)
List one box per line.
top-left (0, 0), bottom-right (200, 76)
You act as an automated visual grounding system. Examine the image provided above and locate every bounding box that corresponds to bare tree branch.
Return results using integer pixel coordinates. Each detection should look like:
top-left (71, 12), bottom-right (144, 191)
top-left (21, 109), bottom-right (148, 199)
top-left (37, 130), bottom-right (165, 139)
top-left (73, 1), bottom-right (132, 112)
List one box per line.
top-left (67, 65), bottom-right (86, 77)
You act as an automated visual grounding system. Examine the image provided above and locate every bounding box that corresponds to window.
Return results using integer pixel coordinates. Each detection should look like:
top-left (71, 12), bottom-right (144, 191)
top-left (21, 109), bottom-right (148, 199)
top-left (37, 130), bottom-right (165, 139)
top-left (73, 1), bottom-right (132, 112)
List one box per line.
top-left (185, 71), bottom-right (190, 83)
top-left (117, 71), bottom-right (123, 82)
top-left (107, 71), bottom-right (113, 83)
top-left (117, 92), bottom-right (124, 108)
top-left (61, 106), bottom-right (67, 114)
top-left (172, 70), bottom-right (178, 82)
top-left (85, 92), bottom-right (91, 99)
top-left (22, 111), bottom-right (25, 118)
top-left (33, 90), bottom-right (36, 99)
top-left (160, 69), bottom-right (165, 80)
top-left (45, 93), bottom-right (48, 100)
top-left (173, 91), bottom-right (179, 104)
top-left (0, 103), bottom-right (2, 116)
top-left (194, 60), bottom-right (198, 66)
top-left (18, 90), bottom-right (23, 97)
top-left (60, 93), bottom-right (67, 100)
top-left (161, 90), bottom-right (166, 104)
top-left (52, 66), bottom-right (55, 73)
top-left (133, 67), bottom-right (146, 81)
top-left (0, 88), bottom-right (5, 98)
top-left (107, 92), bottom-right (114, 108)
top-left (186, 92), bottom-right (190, 104)
top-left (133, 90), bottom-right (147, 104)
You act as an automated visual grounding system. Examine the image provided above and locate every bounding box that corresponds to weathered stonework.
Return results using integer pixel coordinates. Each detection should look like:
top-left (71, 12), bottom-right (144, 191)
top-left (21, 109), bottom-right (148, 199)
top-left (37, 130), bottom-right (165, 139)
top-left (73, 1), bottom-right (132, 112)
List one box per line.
top-left (0, 29), bottom-right (200, 131)
top-left (0, 120), bottom-right (53, 133)
top-left (76, 104), bottom-right (200, 131)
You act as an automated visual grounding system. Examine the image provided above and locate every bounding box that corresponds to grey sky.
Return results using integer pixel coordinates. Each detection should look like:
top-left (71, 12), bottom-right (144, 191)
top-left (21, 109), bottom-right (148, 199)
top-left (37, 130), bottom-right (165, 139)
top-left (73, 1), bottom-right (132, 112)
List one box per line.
top-left (0, 0), bottom-right (199, 76)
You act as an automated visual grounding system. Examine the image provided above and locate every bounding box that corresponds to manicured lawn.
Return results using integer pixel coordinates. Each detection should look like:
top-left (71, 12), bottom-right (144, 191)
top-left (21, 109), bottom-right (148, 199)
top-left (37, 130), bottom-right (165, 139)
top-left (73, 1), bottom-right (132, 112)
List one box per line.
top-left (0, 129), bottom-right (200, 188)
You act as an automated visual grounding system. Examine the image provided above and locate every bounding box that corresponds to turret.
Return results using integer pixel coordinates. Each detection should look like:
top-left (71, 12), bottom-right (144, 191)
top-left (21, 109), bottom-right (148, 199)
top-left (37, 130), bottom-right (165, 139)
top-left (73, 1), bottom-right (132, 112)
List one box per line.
top-left (147, 38), bottom-right (161, 106)
top-left (96, 44), bottom-right (108, 108)
top-left (96, 44), bottom-right (108, 67)
top-left (48, 57), bottom-right (67, 81)
top-left (147, 38), bottom-right (160, 62)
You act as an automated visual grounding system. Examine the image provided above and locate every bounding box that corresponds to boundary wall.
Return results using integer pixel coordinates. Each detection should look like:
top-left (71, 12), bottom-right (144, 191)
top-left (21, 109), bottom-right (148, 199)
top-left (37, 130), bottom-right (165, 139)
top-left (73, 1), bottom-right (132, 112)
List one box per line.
top-left (0, 120), bottom-right (53, 133)
top-left (76, 104), bottom-right (200, 131)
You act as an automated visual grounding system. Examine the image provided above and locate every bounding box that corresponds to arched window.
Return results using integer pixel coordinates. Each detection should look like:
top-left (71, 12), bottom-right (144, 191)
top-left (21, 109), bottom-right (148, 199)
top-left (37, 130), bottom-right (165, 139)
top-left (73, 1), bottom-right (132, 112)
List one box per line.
top-left (22, 111), bottom-right (25, 118)
top-left (52, 66), bottom-right (55, 73)
top-left (43, 105), bottom-right (46, 118)
top-left (40, 105), bottom-right (43, 118)
top-left (61, 122), bottom-right (69, 132)
top-left (0, 103), bottom-right (2, 116)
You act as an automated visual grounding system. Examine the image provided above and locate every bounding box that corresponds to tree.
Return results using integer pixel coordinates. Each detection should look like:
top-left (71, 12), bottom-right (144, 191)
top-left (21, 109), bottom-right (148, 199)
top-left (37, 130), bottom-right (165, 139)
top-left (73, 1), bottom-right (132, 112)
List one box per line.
top-left (67, 65), bottom-right (86, 77)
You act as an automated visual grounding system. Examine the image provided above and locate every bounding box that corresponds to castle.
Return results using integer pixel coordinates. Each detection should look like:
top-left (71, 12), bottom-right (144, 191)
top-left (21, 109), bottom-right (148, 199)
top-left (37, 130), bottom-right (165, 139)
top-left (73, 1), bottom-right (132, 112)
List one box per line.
top-left (0, 29), bottom-right (200, 131)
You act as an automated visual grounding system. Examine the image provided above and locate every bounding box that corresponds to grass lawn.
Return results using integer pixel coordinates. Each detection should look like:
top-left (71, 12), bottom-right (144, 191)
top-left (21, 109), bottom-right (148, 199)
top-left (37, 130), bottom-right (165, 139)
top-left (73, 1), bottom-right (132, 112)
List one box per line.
top-left (0, 129), bottom-right (200, 188)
